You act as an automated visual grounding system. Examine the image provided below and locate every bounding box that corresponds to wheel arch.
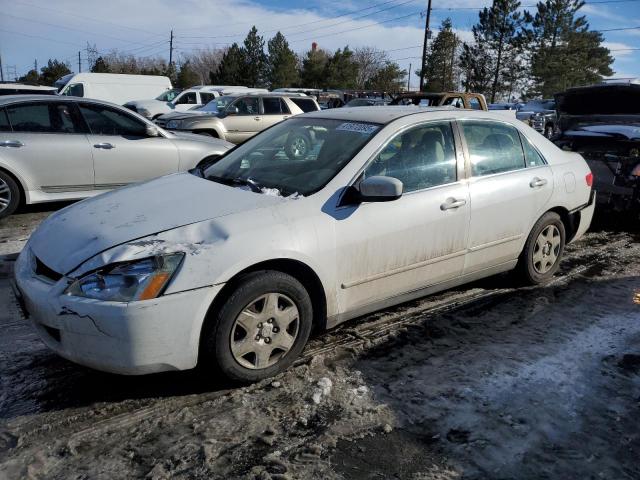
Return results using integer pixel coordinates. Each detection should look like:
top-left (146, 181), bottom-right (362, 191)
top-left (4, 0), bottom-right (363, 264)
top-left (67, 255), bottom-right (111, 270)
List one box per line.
top-left (546, 205), bottom-right (578, 242)
top-left (192, 128), bottom-right (220, 138)
top-left (0, 164), bottom-right (26, 205)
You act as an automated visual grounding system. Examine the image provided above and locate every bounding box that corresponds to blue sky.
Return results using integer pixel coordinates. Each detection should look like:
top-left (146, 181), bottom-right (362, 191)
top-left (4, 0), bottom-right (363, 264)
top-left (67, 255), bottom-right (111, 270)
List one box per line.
top-left (1, 0), bottom-right (639, 89)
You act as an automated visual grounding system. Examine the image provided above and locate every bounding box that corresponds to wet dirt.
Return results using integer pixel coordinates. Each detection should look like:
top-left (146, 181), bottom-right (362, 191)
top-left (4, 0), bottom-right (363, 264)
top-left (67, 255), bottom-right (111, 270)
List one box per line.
top-left (0, 207), bottom-right (639, 479)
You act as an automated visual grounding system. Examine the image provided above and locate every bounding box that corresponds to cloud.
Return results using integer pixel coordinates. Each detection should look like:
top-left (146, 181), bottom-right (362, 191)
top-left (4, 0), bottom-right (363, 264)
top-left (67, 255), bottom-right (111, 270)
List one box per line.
top-left (603, 41), bottom-right (636, 56)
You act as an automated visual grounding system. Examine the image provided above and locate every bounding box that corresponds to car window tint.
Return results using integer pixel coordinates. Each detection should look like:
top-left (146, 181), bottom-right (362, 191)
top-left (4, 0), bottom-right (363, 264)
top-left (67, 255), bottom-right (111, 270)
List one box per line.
top-left (232, 97), bottom-right (259, 115)
top-left (263, 97), bottom-right (289, 114)
top-left (461, 121), bottom-right (525, 176)
top-left (469, 97), bottom-right (482, 110)
top-left (0, 108), bottom-right (10, 132)
top-left (67, 83), bottom-right (84, 97)
top-left (79, 104), bottom-right (146, 136)
top-left (6, 102), bottom-right (81, 133)
top-left (200, 92), bottom-right (216, 104)
top-left (176, 92), bottom-right (197, 105)
top-left (520, 132), bottom-right (546, 167)
top-left (290, 98), bottom-right (317, 113)
top-left (363, 121), bottom-right (457, 192)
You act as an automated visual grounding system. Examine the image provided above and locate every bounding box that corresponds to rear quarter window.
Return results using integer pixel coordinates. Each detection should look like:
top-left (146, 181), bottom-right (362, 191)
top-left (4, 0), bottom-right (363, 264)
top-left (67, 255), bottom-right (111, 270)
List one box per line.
top-left (290, 98), bottom-right (319, 113)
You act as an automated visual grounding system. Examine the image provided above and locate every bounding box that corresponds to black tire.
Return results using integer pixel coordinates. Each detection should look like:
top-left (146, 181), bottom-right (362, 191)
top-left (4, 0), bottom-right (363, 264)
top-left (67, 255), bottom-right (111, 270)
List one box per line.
top-left (285, 131), bottom-right (311, 160)
top-left (0, 170), bottom-right (21, 220)
top-left (201, 271), bottom-right (313, 383)
top-left (517, 212), bottom-right (566, 284)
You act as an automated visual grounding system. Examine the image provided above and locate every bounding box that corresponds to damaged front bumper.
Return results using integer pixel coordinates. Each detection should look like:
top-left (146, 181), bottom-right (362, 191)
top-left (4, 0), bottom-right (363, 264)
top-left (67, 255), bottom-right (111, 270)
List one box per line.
top-left (13, 248), bottom-right (224, 375)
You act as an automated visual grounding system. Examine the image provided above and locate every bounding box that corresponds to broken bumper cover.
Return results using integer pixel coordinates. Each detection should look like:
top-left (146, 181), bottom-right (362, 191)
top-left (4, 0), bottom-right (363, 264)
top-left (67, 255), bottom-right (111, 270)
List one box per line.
top-left (13, 249), bottom-right (223, 375)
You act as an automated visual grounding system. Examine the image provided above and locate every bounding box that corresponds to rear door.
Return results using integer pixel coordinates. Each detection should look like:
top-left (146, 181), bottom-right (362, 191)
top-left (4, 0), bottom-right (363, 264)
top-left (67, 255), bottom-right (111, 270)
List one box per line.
top-left (261, 97), bottom-right (290, 129)
top-left (458, 119), bottom-right (553, 274)
top-left (223, 96), bottom-right (262, 143)
top-left (1, 100), bottom-right (94, 194)
top-left (78, 102), bottom-right (179, 188)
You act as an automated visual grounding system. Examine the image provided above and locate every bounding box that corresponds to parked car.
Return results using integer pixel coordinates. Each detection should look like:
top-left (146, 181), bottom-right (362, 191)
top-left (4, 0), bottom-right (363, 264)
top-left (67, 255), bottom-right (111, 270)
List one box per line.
top-left (390, 91), bottom-right (488, 110)
top-left (554, 82), bottom-right (640, 214)
top-left (0, 95), bottom-right (232, 218)
top-left (124, 86), bottom-right (267, 120)
top-left (0, 83), bottom-right (57, 96)
top-left (14, 106), bottom-right (595, 381)
top-left (488, 102), bottom-right (518, 110)
top-left (55, 73), bottom-right (173, 105)
top-left (156, 92), bottom-right (320, 145)
top-left (516, 99), bottom-right (556, 138)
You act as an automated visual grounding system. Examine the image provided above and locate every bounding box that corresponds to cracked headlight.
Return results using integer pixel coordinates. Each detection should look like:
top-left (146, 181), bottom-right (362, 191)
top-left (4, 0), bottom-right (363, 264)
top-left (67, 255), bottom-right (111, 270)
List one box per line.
top-left (166, 120), bottom-right (181, 129)
top-left (65, 253), bottom-right (184, 302)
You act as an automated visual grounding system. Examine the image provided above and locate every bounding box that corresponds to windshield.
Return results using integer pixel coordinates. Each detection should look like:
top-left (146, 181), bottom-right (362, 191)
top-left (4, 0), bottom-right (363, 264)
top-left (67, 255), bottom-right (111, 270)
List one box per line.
top-left (199, 95), bottom-right (235, 113)
top-left (202, 117), bottom-right (381, 196)
top-left (156, 89), bottom-right (181, 101)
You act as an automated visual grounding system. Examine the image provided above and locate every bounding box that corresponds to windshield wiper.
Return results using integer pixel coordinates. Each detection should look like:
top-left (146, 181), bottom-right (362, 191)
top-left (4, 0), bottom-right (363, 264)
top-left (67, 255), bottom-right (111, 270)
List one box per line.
top-left (205, 175), bottom-right (263, 193)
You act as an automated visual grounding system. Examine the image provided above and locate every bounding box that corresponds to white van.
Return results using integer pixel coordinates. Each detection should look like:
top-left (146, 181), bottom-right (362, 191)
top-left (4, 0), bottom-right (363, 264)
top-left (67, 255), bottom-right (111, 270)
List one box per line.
top-left (55, 73), bottom-right (172, 105)
top-left (124, 85), bottom-right (268, 120)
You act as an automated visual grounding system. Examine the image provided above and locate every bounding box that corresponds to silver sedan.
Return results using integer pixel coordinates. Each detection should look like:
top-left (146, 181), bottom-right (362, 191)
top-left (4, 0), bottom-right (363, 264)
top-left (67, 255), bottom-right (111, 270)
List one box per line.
top-left (14, 107), bottom-right (595, 382)
top-left (0, 95), bottom-right (233, 218)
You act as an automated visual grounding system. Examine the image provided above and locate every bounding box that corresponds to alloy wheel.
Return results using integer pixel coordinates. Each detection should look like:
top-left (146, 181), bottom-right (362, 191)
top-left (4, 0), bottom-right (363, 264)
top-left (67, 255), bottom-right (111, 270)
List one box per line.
top-left (0, 178), bottom-right (12, 214)
top-left (533, 224), bottom-right (561, 274)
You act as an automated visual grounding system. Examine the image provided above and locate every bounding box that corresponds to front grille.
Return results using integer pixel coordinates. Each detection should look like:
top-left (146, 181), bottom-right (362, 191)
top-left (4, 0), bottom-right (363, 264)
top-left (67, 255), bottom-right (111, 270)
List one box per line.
top-left (35, 257), bottom-right (63, 282)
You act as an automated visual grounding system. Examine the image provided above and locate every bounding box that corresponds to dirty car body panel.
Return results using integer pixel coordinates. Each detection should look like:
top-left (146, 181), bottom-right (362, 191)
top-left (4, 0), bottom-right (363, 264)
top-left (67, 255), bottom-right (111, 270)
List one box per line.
top-left (14, 107), bottom-right (594, 375)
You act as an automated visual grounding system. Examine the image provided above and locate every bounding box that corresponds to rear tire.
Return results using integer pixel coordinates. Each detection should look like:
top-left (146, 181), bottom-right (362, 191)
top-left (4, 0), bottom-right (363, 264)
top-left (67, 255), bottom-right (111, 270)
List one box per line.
top-left (285, 131), bottom-right (311, 160)
top-left (517, 212), bottom-right (566, 284)
top-left (0, 171), bottom-right (20, 220)
top-left (200, 271), bottom-right (313, 383)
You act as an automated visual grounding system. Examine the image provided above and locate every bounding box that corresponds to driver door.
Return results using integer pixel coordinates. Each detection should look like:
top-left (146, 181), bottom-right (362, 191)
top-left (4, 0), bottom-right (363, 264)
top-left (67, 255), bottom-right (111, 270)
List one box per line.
top-left (78, 103), bottom-right (179, 187)
top-left (223, 96), bottom-right (262, 144)
top-left (334, 121), bottom-right (470, 313)
top-left (172, 91), bottom-right (199, 112)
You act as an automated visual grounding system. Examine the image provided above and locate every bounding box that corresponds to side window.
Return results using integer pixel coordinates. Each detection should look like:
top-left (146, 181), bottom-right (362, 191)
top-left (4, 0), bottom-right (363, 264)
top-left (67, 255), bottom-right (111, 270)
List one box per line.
top-left (0, 108), bottom-right (11, 132)
top-left (175, 92), bottom-right (197, 105)
top-left (520, 132), bottom-right (546, 167)
top-left (363, 121), bottom-right (457, 193)
top-left (262, 97), bottom-right (290, 114)
top-left (290, 98), bottom-right (318, 113)
top-left (232, 97), bottom-right (259, 115)
top-left (6, 102), bottom-right (82, 133)
top-left (200, 92), bottom-right (216, 104)
top-left (460, 121), bottom-right (525, 176)
top-left (62, 84), bottom-right (84, 97)
top-left (443, 97), bottom-right (464, 108)
top-left (469, 97), bottom-right (482, 110)
top-left (79, 104), bottom-right (146, 136)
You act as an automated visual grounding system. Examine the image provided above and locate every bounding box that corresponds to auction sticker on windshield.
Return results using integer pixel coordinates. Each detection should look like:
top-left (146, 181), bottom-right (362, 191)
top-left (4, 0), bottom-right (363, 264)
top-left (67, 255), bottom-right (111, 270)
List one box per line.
top-left (336, 122), bottom-right (380, 134)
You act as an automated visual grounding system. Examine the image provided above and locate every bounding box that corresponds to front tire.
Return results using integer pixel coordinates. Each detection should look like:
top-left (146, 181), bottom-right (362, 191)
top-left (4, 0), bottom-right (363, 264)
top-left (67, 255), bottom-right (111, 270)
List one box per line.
top-left (517, 212), bottom-right (566, 284)
top-left (0, 171), bottom-right (20, 219)
top-left (201, 271), bottom-right (313, 382)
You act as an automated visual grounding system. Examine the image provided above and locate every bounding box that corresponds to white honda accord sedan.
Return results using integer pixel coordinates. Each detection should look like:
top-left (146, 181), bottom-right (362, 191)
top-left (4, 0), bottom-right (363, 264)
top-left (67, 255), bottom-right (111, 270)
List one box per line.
top-left (14, 107), bottom-right (595, 382)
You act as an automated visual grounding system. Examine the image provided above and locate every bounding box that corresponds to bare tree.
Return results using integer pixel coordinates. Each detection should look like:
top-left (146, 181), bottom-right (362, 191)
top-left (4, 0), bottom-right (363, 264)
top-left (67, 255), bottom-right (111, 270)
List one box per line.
top-left (181, 48), bottom-right (226, 85)
top-left (353, 47), bottom-right (388, 89)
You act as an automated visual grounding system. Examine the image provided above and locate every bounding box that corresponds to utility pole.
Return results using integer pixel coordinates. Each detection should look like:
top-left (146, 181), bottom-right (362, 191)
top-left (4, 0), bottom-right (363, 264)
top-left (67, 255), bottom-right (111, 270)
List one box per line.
top-left (407, 62), bottom-right (411, 91)
top-left (169, 29), bottom-right (174, 66)
top-left (34, 59), bottom-right (38, 73)
top-left (78, 51), bottom-right (81, 73)
top-left (0, 55), bottom-right (4, 82)
top-left (419, 0), bottom-right (432, 92)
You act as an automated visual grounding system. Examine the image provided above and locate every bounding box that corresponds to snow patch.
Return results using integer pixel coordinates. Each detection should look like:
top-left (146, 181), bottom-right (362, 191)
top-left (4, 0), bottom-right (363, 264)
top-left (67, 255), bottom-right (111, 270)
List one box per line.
top-left (312, 377), bottom-right (333, 404)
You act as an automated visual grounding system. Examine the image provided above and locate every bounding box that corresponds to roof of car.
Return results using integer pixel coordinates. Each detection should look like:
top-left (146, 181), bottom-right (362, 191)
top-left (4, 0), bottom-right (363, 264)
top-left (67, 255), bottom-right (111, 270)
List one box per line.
top-left (301, 106), bottom-right (448, 123)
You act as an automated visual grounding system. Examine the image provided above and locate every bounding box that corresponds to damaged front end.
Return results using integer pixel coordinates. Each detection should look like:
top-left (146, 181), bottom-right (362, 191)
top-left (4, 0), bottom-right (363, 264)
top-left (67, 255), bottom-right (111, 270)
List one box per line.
top-left (554, 84), bottom-right (640, 214)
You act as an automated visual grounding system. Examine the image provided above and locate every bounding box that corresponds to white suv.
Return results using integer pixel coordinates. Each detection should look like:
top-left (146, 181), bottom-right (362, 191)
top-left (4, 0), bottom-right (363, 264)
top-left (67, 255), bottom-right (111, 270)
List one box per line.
top-left (124, 86), bottom-right (263, 120)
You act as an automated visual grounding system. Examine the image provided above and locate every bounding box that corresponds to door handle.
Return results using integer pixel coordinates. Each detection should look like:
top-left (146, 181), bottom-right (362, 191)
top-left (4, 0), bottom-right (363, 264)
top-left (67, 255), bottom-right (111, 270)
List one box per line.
top-left (440, 197), bottom-right (467, 210)
top-left (530, 177), bottom-right (547, 188)
top-left (94, 143), bottom-right (115, 149)
top-left (0, 140), bottom-right (24, 148)
top-left (254, 116), bottom-right (261, 121)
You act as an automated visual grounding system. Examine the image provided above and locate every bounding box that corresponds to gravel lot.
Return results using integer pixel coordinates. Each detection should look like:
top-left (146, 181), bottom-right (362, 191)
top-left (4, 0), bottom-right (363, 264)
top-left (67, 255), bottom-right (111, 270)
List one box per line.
top-left (0, 205), bottom-right (638, 480)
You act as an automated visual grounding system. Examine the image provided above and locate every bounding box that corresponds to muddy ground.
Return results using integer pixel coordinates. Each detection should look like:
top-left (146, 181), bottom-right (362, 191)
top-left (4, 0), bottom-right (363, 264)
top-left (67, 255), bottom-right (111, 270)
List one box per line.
top-left (0, 205), bottom-right (638, 480)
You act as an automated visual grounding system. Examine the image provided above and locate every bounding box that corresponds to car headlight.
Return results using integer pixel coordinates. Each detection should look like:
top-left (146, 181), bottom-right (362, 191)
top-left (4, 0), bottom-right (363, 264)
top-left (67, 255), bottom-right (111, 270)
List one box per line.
top-left (65, 253), bottom-right (184, 302)
top-left (166, 120), bottom-right (181, 129)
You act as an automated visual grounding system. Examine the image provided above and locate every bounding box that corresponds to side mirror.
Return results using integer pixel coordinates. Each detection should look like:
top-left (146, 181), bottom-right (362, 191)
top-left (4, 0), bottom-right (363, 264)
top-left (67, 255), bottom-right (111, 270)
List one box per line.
top-left (146, 125), bottom-right (159, 137)
top-left (357, 176), bottom-right (403, 202)
top-left (226, 106), bottom-right (239, 115)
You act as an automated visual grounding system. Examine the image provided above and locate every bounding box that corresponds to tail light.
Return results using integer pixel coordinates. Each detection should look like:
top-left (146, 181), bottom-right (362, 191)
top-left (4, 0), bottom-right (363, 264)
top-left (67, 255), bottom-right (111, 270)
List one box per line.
top-left (585, 172), bottom-right (594, 187)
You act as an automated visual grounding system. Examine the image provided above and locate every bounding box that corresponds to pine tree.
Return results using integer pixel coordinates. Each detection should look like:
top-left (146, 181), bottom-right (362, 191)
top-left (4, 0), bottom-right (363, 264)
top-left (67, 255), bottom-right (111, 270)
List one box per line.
top-left (91, 57), bottom-right (110, 73)
top-left (300, 48), bottom-right (330, 88)
top-left (211, 43), bottom-right (246, 85)
top-left (367, 63), bottom-right (407, 91)
top-left (176, 61), bottom-right (200, 88)
top-left (267, 32), bottom-right (299, 89)
top-left (241, 26), bottom-right (267, 87)
top-left (527, 0), bottom-right (613, 96)
top-left (423, 19), bottom-right (460, 92)
top-left (18, 69), bottom-right (40, 84)
top-left (323, 47), bottom-right (358, 89)
top-left (39, 59), bottom-right (72, 86)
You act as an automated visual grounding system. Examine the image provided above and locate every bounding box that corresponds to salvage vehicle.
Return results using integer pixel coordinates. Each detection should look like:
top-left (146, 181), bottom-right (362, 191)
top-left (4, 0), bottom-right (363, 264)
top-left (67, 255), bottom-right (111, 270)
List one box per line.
top-left (0, 95), bottom-right (232, 218)
top-left (156, 92), bottom-right (320, 145)
top-left (14, 107), bottom-right (595, 382)
top-left (554, 83), bottom-right (640, 214)
top-left (389, 91), bottom-right (487, 110)
top-left (516, 99), bottom-right (556, 138)
top-left (124, 86), bottom-right (267, 120)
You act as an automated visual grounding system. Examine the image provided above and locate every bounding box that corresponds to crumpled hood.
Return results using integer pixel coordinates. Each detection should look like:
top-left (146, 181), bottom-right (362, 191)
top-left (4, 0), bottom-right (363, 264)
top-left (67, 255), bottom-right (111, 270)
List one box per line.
top-left (28, 172), bottom-right (284, 275)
